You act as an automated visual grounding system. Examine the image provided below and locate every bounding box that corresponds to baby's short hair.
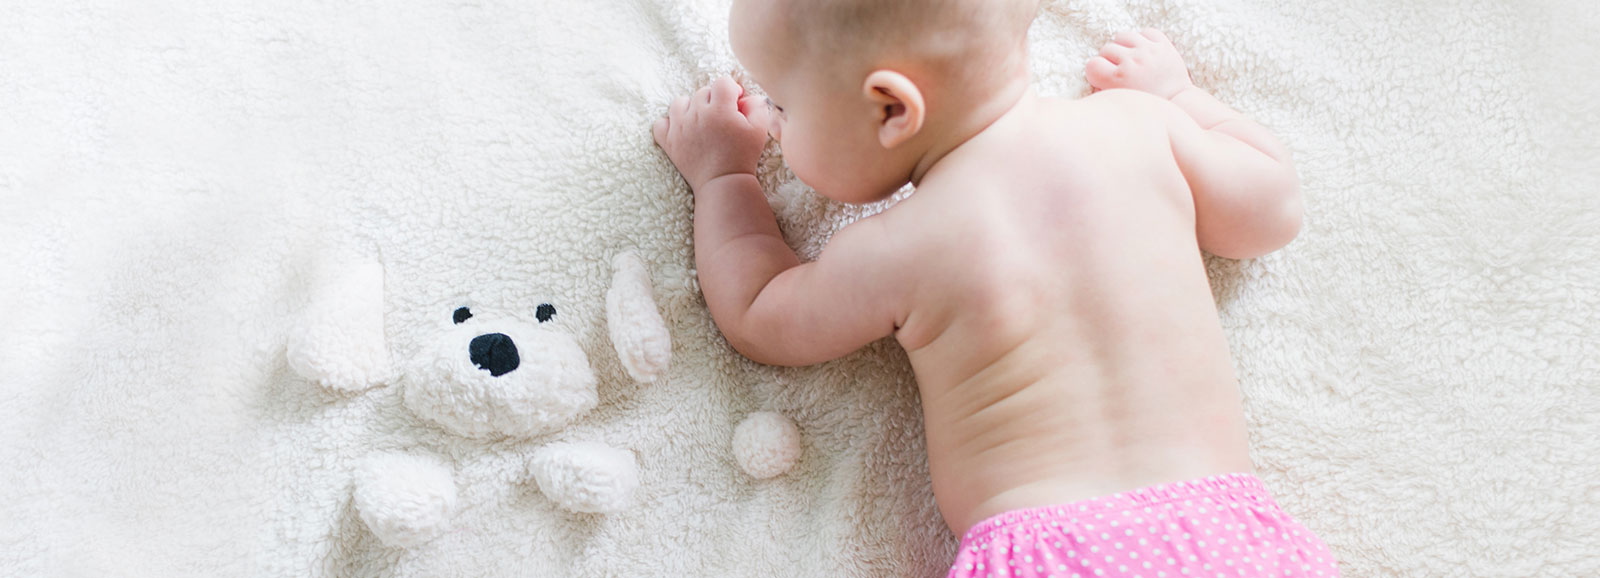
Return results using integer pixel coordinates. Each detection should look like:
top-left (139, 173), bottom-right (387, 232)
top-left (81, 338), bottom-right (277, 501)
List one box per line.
top-left (780, 0), bottom-right (1040, 83)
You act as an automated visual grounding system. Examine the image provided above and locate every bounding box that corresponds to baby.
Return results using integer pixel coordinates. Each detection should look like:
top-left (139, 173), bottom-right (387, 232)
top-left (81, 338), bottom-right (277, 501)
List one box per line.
top-left (653, 0), bottom-right (1339, 576)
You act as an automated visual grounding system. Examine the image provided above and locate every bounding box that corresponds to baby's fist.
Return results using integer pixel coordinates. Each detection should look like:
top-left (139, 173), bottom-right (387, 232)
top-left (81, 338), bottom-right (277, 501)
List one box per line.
top-left (653, 76), bottom-right (772, 191)
top-left (1085, 29), bottom-right (1193, 99)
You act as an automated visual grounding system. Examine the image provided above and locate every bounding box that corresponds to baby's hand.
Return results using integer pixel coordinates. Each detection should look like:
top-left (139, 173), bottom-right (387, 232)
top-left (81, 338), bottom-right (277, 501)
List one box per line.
top-left (1085, 29), bottom-right (1194, 99)
top-left (652, 76), bottom-right (772, 191)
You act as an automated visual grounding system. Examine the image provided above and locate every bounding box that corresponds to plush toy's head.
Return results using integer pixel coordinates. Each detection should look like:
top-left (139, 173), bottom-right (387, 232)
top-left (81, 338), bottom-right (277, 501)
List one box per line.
top-left (404, 303), bottom-right (599, 439)
top-left (286, 252), bottom-right (672, 414)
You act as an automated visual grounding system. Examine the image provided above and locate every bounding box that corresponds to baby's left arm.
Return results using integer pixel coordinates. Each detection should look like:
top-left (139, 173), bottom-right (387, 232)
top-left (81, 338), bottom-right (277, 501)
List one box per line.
top-left (1087, 30), bottom-right (1301, 259)
top-left (653, 77), bottom-right (908, 366)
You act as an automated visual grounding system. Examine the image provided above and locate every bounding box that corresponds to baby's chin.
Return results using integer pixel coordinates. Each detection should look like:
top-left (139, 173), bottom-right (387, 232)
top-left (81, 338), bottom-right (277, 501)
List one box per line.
top-left (796, 168), bottom-right (908, 206)
top-left (813, 184), bottom-right (903, 206)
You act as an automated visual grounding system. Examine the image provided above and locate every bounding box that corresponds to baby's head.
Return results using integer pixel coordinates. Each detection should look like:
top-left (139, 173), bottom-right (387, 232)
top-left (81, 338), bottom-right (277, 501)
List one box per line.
top-left (731, 0), bottom-right (1039, 203)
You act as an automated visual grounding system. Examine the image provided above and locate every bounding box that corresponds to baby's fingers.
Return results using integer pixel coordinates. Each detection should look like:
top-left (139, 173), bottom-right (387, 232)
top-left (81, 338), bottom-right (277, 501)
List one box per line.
top-left (737, 94), bottom-right (771, 131)
top-left (710, 76), bottom-right (743, 109)
top-left (1112, 30), bottom-right (1146, 47)
top-left (1098, 42), bottom-right (1130, 65)
top-left (652, 116), bottom-right (669, 146)
top-left (1085, 56), bottom-right (1119, 90)
top-left (737, 94), bottom-right (762, 116)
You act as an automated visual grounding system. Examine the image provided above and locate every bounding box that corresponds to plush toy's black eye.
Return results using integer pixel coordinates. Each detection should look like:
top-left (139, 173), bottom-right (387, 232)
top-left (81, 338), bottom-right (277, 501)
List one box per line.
top-left (453, 307), bottom-right (473, 324)
top-left (535, 303), bottom-right (556, 323)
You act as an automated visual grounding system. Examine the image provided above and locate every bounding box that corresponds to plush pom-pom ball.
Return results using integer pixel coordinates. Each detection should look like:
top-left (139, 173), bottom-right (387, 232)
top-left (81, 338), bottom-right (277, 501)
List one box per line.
top-left (352, 453), bottom-right (458, 548)
top-left (529, 441), bottom-right (640, 514)
top-left (732, 412), bottom-right (802, 479)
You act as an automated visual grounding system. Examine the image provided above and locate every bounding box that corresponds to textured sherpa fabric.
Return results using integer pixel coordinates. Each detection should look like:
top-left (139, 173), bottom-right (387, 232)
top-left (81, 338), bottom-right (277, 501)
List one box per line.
top-left (0, 0), bottom-right (1596, 577)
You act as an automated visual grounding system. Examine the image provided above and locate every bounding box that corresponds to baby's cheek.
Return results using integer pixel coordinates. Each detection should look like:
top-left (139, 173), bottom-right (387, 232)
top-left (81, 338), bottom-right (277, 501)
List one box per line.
top-left (774, 127), bottom-right (802, 168)
top-left (779, 138), bottom-right (825, 190)
top-left (779, 143), bottom-right (812, 182)
top-left (781, 123), bottom-right (848, 194)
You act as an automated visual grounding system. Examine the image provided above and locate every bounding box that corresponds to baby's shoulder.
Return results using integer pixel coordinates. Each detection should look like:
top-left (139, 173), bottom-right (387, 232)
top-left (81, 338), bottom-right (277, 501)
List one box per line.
top-left (1048, 90), bottom-right (1182, 126)
top-left (1076, 88), bottom-right (1174, 111)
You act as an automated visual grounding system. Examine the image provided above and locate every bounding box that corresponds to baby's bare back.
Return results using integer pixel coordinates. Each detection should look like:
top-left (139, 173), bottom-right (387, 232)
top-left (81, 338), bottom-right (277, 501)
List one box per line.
top-left (886, 91), bottom-right (1256, 535)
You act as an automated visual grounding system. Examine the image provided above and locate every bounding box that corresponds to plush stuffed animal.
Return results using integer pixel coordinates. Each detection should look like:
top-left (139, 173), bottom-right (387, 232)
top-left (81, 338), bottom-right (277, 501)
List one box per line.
top-left (284, 252), bottom-right (799, 549)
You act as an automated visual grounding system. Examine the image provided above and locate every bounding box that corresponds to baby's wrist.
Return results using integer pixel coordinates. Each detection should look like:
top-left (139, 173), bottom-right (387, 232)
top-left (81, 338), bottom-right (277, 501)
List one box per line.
top-left (695, 172), bottom-right (760, 193)
top-left (1166, 83), bottom-right (1202, 101)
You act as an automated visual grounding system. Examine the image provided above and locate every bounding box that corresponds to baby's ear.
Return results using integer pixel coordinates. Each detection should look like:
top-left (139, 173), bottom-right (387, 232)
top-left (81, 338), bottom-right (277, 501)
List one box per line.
top-left (863, 70), bottom-right (926, 149)
top-left (286, 261), bottom-right (392, 392)
top-left (607, 252), bottom-right (672, 383)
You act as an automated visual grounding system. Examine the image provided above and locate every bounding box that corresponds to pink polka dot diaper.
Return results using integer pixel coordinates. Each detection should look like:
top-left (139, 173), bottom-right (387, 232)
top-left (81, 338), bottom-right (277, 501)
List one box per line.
top-left (947, 473), bottom-right (1338, 578)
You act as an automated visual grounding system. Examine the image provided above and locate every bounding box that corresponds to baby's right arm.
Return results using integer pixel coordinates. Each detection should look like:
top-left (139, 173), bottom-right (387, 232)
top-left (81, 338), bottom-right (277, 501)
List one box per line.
top-left (652, 78), bottom-right (908, 367)
top-left (1087, 29), bottom-right (1302, 259)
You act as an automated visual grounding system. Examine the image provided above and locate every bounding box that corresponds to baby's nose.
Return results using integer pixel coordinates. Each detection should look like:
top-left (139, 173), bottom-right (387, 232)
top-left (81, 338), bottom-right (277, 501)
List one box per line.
top-left (469, 333), bottom-right (520, 376)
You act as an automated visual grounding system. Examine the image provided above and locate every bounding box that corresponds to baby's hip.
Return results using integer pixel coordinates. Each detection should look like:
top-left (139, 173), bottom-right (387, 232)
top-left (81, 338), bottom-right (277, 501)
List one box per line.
top-left (946, 473), bottom-right (1338, 578)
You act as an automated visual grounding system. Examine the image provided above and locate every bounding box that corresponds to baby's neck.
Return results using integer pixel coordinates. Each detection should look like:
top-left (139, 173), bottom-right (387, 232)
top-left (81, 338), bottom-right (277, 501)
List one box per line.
top-left (909, 75), bottom-right (1036, 187)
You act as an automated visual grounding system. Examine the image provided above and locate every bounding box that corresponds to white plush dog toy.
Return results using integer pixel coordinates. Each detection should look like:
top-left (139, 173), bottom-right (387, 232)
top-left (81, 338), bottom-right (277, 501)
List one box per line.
top-left (285, 252), bottom-right (677, 548)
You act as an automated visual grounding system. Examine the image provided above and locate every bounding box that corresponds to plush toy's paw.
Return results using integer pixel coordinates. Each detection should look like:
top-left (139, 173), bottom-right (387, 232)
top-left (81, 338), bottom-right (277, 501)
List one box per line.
top-left (733, 412), bottom-right (802, 479)
top-left (287, 262), bottom-right (392, 392)
top-left (529, 441), bottom-right (639, 513)
top-left (607, 252), bottom-right (672, 383)
top-left (404, 316), bottom-right (598, 439)
top-left (352, 453), bottom-right (458, 548)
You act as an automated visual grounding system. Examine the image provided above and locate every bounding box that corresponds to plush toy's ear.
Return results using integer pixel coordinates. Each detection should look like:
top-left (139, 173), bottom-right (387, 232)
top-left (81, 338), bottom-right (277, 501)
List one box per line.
top-left (287, 262), bottom-right (392, 392)
top-left (607, 252), bottom-right (671, 383)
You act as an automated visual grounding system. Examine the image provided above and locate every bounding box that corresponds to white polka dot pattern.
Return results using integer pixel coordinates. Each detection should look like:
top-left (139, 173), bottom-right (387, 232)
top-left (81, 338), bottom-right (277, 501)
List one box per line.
top-left (946, 474), bottom-right (1338, 578)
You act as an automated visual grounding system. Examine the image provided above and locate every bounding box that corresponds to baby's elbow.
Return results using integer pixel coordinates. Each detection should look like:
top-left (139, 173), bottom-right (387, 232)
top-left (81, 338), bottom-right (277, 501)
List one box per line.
top-left (718, 317), bottom-right (806, 367)
top-left (1204, 171), bottom-right (1302, 260)
top-left (1265, 184), bottom-right (1303, 254)
top-left (1274, 164), bottom-right (1304, 237)
top-left (725, 333), bottom-right (782, 366)
top-left (1248, 171), bottom-right (1303, 258)
top-left (730, 340), bottom-right (814, 368)
top-left (716, 317), bottom-right (765, 362)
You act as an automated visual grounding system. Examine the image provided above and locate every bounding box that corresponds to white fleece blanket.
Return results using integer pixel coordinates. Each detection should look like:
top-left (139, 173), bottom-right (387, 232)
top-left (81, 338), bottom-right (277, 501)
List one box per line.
top-left (2, 0), bottom-right (1596, 576)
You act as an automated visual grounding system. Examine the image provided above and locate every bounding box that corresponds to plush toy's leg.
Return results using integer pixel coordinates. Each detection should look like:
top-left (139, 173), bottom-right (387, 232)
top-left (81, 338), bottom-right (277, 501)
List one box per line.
top-left (529, 441), bottom-right (639, 513)
top-left (352, 453), bottom-right (457, 548)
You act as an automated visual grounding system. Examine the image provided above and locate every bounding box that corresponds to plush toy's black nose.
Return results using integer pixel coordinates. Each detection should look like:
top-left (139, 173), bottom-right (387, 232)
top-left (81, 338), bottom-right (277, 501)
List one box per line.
top-left (469, 333), bottom-right (520, 377)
